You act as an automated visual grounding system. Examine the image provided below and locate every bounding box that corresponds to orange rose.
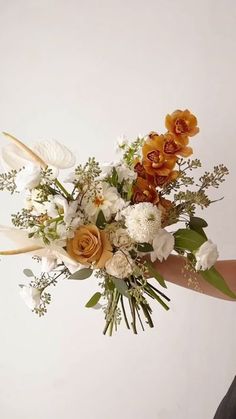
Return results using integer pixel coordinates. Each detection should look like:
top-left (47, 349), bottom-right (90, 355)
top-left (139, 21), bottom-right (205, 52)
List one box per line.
top-left (67, 225), bottom-right (112, 268)
top-left (165, 109), bottom-right (199, 138)
top-left (142, 132), bottom-right (177, 177)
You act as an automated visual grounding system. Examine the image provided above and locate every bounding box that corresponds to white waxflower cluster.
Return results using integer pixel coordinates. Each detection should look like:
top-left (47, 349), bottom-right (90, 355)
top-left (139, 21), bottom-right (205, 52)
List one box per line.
top-left (122, 202), bottom-right (162, 243)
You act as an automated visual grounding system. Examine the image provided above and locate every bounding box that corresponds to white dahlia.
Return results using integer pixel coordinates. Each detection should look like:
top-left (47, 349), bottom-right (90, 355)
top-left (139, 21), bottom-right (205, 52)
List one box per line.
top-left (122, 202), bottom-right (162, 243)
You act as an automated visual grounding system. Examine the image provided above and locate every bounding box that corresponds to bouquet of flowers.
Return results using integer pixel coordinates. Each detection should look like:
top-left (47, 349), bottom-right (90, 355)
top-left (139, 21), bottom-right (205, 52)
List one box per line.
top-left (0, 109), bottom-right (234, 335)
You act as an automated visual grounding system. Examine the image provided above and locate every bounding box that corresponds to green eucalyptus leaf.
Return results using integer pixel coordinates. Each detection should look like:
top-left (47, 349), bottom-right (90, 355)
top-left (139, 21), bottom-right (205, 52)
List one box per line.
top-left (111, 276), bottom-right (130, 298)
top-left (96, 210), bottom-right (106, 229)
top-left (69, 268), bottom-right (93, 280)
top-left (174, 228), bottom-right (206, 252)
top-left (23, 268), bottom-right (34, 277)
top-left (200, 267), bottom-right (236, 300)
top-left (145, 260), bottom-right (167, 288)
top-left (85, 292), bottom-right (102, 308)
top-left (137, 243), bottom-right (154, 252)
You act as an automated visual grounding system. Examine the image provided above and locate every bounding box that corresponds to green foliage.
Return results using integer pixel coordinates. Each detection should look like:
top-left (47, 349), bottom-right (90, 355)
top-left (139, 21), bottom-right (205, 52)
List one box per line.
top-left (137, 243), bottom-right (154, 252)
top-left (73, 157), bottom-right (101, 190)
top-left (201, 267), bottom-right (236, 300)
top-left (85, 292), bottom-right (102, 308)
top-left (23, 269), bottom-right (34, 277)
top-left (111, 276), bottom-right (130, 298)
top-left (96, 210), bottom-right (106, 229)
top-left (174, 228), bottom-right (206, 252)
top-left (198, 165), bottom-right (229, 190)
top-left (69, 268), bottom-right (93, 280)
top-left (0, 169), bottom-right (18, 194)
top-left (189, 216), bottom-right (208, 238)
top-left (145, 260), bottom-right (167, 288)
top-left (119, 136), bottom-right (145, 167)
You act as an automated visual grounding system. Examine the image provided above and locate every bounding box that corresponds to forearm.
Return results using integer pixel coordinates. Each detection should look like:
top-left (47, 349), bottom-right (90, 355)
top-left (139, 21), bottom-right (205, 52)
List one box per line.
top-left (152, 255), bottom-right (236, 301)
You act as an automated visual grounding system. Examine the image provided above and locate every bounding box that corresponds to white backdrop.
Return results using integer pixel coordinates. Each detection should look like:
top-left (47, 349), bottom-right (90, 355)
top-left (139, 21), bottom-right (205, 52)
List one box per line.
top-left (0, 1), bottom-right (236, 418)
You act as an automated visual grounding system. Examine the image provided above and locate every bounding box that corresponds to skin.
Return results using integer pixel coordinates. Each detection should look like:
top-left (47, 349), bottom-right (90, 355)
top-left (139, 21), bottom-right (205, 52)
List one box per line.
top-left (152, 255), bottom-right (236, 301)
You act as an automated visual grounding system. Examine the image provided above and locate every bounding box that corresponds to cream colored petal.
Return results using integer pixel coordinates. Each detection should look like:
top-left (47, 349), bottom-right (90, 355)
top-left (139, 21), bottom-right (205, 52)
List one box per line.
top-left (33, 139), bottom-right (76, 169)
top-left (2, 132), bottom-right (46, 168)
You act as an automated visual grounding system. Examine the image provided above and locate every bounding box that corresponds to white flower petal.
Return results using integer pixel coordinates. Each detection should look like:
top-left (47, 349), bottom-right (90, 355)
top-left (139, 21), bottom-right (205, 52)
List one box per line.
top-left (33, 140), bottom-right (76, 169)
top-left (19, 285), bottom-right (41, 310)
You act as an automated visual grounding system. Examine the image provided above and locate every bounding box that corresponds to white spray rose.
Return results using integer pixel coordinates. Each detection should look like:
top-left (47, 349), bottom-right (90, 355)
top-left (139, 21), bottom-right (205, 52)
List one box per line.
top-left (195, 240), bottom-right (219, 271)
top-left (110, 228), bottom-right (134, 250)
top-left (150, 229), bottom-right (175, 262)
top-left (105, 251), bottom-right (133, 279)
top-left (15, 163), bottom-right (41, 192)
top-left (19, 285), bottom-right (42, 310)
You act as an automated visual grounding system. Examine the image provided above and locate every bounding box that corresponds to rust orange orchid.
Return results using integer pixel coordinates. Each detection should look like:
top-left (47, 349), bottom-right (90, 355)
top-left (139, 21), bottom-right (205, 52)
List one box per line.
top-left (163, 132), bottom-right (193, 158)
top-left (142, 132), bottom-right (177, 177)
top-left (165, 109), bottom-right (199, 138)
top-left (132, 176), bottom-right (159, 204)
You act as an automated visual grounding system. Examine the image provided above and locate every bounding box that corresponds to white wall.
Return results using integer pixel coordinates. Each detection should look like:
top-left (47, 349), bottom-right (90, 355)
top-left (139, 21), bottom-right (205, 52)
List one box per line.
top-left (0, 1), bottom-right (235, 418)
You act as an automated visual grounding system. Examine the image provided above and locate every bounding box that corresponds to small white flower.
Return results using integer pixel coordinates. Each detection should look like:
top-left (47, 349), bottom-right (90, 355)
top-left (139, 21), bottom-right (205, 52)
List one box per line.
top-left (150, 229), bottom-right (175, 262)
top-left (105, 250), bottom-right (133, 279)
top-left (195, 240), bottom-right (219, 271)
top-left (15, 163), bottom-right (41, 192)
top-left (41, 256), bottom-right (57, 272)
top-left (83, 182), bottom-right (126, 222)
top-left (116, 164), bottom-right (137, 184)
top-left (122, 202), bottom-right (162, 243)
top-left (19, 285), bottom-right (42, 310)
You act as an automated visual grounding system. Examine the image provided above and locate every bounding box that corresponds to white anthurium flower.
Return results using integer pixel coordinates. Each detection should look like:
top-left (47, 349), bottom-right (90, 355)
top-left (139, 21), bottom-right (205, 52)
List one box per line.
top-left (1, 137), bottom-right (75, 171)
top-left (0, 225), bottom-right (80, 274)
top-left (19, 285), bottom-right (42, 310)
top-left (34, 244), bottom-right (81, 274)
top-left (0, 225), bottom-right (43, 254)
top-left (195, 240), bottom-right (219, 271)
top-left (33, 139), bottom-right (76, 169)
top-left (15, 163), bottom-right (41, 192)
top-left (150, 229), bottom-right (175, 262)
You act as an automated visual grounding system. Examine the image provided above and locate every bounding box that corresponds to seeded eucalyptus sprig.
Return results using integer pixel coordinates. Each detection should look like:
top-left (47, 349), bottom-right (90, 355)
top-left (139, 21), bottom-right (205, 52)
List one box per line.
top-left (0, 169), bottom-right (18, 194)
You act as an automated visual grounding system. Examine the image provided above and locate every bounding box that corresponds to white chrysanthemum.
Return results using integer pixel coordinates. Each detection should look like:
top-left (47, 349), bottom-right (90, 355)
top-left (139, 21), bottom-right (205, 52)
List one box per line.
top-left (83, 182), bottom-right (126, 222)
top-left (122, 202), bottom-right (162, 243)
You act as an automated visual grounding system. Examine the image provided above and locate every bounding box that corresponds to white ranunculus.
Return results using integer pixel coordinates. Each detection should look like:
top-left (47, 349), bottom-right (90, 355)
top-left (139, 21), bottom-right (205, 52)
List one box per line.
top-left (19, 285), bottom-right (42, 310)
top-left (15, 163), bottom-right (41, 192)
top-left (121, 202), bottom-right (162, 243)
top-left (109, 228), bottom-right (134, 250)
top-left (195, 240), bottom-right (219, 271)
top-left (150, 229), bottom-right (175, 262)
top-left (105, 251), bottom-right (133, 279)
